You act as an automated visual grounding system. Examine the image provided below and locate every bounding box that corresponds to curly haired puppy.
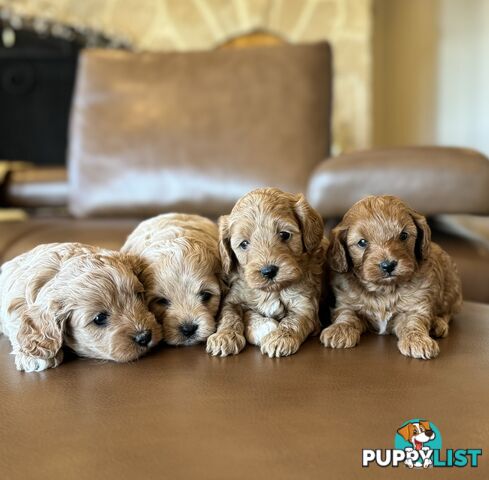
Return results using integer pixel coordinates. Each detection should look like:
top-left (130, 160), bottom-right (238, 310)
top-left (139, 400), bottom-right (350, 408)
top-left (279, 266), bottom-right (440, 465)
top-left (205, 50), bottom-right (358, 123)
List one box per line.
top-left (320, 195), bottom-right (462, 359)
top-left (122, 214), bottom-right (222, 346)
top-left (0, 243), bottom-right (162, 372)
top-left (206, 188), bottom-right (328, 358)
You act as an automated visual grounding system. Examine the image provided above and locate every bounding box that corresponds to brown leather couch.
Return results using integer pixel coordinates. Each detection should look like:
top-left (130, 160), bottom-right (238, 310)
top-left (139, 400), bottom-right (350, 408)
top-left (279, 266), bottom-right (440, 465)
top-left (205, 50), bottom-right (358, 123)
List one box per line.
top-left (1, 42), bottom-right (489, 479)
top-left (2, 147), bottom-right (489, 305)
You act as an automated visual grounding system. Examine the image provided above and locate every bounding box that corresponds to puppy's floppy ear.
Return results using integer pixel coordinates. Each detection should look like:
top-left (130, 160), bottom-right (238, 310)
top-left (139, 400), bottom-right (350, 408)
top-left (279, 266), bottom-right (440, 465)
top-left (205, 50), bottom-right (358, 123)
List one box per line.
top-left (293, 193), bottom-right (324, 253)
top-left (397, 423), bottom-right (414, 442)
top-left (17, 302), bottom-right (68, 360)
top-left (410, 209), bottom-right (431, 261)
top-left (327, 226), bottom-right (349, 273)
top-left (218, 215), bottom-right (236, 276)
top-left (122, 253), bottom-right (148, 281)
top-left (16, 263), bottom-right (68, 360)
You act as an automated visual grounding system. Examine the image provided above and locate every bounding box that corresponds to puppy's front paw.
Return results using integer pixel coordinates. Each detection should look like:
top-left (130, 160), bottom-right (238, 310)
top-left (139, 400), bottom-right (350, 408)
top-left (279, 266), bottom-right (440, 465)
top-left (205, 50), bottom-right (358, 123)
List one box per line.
top-left (320, 323), bottom-right (360, 348)
top-left (431, 316), bottom-right (449, 338)
top-left (206, 330), bottom-right (246, 357)
top-left (15, 351), bottom-right (63, 372)
top-left (260, 330), bottom-right (301, 357)
top-left (397, 333), bottom-right (439, 359)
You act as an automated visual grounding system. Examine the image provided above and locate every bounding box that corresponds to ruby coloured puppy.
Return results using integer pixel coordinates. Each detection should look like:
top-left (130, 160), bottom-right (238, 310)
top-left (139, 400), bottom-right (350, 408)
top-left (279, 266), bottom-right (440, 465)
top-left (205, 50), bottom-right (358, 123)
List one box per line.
top-left (122, 214), bottom-right (222, 346)
top-left (320, 195), bottom-right (462, 359)
top-left (0, 243), bottom-right (162, 372)
top-left (207, 188), bottom-right (328, 358)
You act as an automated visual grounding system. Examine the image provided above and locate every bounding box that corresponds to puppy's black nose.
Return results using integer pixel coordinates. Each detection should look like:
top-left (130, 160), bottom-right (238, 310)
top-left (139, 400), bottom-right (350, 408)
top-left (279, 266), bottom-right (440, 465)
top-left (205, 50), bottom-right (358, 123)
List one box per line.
top-left (379, 260), bottom-right (398, 274)
top-left (134, 330), bottom-right (152, 346)
top-left (425, 429), bottom-right (434, 437)
top-left (260, 265), bottom-right (279, 279)
top-left (180, 322), bottom-right (198, 337)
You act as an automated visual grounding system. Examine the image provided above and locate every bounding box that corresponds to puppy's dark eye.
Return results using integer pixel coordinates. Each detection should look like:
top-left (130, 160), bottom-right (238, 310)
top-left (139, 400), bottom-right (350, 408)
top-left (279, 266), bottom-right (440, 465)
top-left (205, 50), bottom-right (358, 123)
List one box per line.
top-left (93, 312), bottom-right (109, 327)
top-left (279, 231), bottom-right (291, 241)
top-left (156, 297), bottom-right (170, 306)
top-left (199, 291), bottom-right (212, 302)
top-left (357, 239), bottom-right (368, 248)
top-left (399, 231), bottom-right (409, 241)
top-left (239, 240), bottom-right (249, 250)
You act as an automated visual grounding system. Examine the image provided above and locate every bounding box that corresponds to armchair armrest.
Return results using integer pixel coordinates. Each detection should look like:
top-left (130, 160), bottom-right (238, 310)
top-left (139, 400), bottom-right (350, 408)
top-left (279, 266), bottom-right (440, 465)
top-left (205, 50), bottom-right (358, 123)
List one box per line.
top-left (307, 146), bottom-right (489, 218)
top-left (0, 163), bottom-right (68, 209)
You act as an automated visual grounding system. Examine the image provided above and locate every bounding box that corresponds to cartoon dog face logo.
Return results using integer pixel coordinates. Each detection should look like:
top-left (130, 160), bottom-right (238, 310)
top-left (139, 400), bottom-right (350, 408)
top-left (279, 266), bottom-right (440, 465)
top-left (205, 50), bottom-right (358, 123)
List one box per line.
top-left (397, 420), bottom-right (436, 468)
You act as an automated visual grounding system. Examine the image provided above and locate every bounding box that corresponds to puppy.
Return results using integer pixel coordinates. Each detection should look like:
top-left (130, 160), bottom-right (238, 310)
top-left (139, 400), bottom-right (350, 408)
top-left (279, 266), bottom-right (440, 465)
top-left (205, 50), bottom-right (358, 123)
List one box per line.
top-left (0, 243), bottom-right (162, 372)
top-left (206, 188), bottom-right (328, 358)
top-left (320, 195), bottom-right (462, 359)
top-left (122, 213), bottom-right (222, 346)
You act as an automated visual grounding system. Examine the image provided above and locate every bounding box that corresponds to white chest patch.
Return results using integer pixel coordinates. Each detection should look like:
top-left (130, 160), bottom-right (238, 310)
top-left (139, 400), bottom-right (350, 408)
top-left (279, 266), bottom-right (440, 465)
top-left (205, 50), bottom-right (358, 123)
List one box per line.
top-left (367, 310), bottom-right (394, 335)
top-left (254, 293), bottom-right (286, 320)
top-left (377, 318), bottom-right (389, 335)
top-left (245, 318), bottom-right (279, 346)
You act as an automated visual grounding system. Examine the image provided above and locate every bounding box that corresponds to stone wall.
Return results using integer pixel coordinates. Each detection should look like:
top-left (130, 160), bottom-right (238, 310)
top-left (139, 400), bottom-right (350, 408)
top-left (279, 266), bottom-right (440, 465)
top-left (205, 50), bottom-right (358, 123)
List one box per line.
top-left (1, 0), bottom-right (373, 153)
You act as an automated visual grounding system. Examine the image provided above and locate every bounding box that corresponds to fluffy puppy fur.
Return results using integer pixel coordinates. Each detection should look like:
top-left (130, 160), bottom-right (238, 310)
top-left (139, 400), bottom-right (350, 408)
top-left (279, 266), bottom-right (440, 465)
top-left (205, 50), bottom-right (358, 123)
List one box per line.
top-left (0, 243), bottom-right (162, 372)
top-left (206, 188), bottom-right (328, 358)
top-left (320, 195), bottom-right (462, 359)
top-left (122, 214), bottom-right (222, 346)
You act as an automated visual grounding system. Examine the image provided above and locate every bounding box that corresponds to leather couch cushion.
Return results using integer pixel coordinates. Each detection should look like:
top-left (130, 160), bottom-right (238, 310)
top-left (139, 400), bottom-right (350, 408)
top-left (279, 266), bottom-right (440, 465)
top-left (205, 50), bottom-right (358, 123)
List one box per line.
top-left (69, 44), bottom-right (332, 218)
top-left (1, 301), bottom-right (488, 479)
top-left (4, 166), bottom-right (68, 208)
top-left (308, 147), bottom-right (489, 217)
top-left (0, 218), bottom-right (138, 262)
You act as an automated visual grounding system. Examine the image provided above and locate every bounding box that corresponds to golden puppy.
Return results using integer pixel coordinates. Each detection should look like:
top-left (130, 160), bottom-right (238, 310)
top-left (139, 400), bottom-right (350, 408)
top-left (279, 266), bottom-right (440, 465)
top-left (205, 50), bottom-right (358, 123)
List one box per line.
top-left (320, 195), bottom-right (462, 359)
top-left (122, 214), bottom-right (222, 346)
top-left (0, 243), bottom-right (162, 372)
top-left (206, 188), bottom-right (328, 357)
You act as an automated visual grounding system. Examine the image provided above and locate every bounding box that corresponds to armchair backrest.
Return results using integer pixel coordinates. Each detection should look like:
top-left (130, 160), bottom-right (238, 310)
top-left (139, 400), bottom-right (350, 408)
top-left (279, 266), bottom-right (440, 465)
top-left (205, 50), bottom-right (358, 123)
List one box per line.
top-left (68, 42), bottom-right (332, 218)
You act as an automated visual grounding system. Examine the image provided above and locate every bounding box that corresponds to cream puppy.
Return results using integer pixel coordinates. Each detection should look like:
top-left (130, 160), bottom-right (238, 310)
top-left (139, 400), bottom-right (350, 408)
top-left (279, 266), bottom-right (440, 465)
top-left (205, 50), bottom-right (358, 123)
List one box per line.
top-left (122, 214), bottom-right (222, 346)
top-left (0, 243), bottom-right (162, 372)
